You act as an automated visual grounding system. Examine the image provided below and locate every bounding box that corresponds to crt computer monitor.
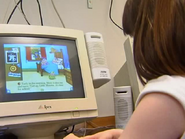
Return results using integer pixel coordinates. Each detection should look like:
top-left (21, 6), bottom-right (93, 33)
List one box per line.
top-left (0, 24), bottom-right (98, 139)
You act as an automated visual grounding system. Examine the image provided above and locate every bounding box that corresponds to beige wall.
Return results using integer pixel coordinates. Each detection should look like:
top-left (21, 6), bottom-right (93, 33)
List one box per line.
top-left (0, 0), bottom-right (129, 117)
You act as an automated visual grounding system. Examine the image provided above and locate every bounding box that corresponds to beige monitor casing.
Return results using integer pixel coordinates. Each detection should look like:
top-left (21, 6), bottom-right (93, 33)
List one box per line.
top-left (0, 24), bottom-right (98, 127)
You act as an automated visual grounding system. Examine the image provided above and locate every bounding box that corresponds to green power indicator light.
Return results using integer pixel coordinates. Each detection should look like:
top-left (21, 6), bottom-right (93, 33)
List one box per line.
top-left (75, 107), bottom-right (79, 110)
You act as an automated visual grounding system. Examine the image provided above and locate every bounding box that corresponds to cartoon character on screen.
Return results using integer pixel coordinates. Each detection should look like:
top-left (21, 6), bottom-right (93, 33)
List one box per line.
top-left (52, 57), bottom-right (58, 64)
top-left (49, 71), bottom-right (55, 80)
top-left (53, 57), bottom-right (64, 69)
top-left (41, 58), bottom-right (48, 66)
top-left (57, 58), bottom-right (64, 69)
top-left (34, 51), bottom-right (41, 60)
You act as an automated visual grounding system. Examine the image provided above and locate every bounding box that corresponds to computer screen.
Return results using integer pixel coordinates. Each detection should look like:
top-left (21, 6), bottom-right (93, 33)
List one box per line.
top-left (0, 37), bottom-right (84, 102)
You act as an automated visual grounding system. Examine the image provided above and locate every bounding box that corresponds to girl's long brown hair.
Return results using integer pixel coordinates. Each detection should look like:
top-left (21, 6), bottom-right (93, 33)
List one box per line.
top-left (123, 0), bottom-right (185, 85)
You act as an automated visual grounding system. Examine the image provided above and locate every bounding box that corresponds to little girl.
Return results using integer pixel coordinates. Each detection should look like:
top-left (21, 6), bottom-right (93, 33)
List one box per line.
top-left (65, 0), bottom-right (185, 138)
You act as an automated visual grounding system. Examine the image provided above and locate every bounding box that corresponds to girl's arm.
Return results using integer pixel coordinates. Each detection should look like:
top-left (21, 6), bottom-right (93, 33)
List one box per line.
top-left (119, 93), bottom-right (185, 139)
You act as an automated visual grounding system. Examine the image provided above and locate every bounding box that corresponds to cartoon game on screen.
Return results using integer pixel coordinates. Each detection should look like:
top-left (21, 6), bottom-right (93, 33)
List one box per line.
top-left (4, 44), bottom-right (73, 94)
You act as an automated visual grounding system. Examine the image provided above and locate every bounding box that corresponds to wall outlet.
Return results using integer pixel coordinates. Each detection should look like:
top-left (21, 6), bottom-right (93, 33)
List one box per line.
top-left (87, 0), bottom-right (93, 9)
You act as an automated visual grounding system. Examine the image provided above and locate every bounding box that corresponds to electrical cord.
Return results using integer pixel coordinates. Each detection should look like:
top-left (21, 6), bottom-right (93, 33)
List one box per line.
top-left (57, 125), bottom-right (75, 134)
top-left (57, 127), bottom-right (69, 133)
top-left (51, 0), bottom-right (66, 28)
top-left (20, 0), bottom-right (31, 25)
top-left (14, 0), bottom-right (30, 24)
top-left (7, 0), bottom-right (30, 24)
top-left (7, 0), bottom-right (21, 24)
top-left (83, 121), bottom-right (87, 137)
top-left (36, 0), bottom-right (43, 26)
top-left (69, 125), bottom-right (75, 134)
top-left (7, 0), bottom-right (43, 25)
top-left (109, 0), bottom-right (123, 30)
top-left (2, 0), bottom-right (12, 23)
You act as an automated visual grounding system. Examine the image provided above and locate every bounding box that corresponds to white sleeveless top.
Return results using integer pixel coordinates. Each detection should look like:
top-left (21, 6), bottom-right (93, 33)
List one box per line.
top-left (135, 75), bottom-right (185, 138)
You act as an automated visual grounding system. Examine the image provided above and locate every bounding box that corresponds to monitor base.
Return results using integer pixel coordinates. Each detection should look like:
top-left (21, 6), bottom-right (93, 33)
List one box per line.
top-left (19, 135), bottom-right (54, 139)
top-left (10, 123), bottom-right (61, 139)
